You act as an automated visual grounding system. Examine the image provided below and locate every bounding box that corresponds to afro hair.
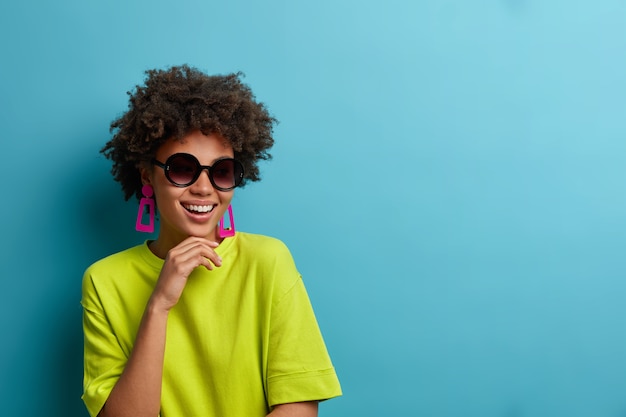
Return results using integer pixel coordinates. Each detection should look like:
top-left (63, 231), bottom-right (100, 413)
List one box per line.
top-left (101, 64), bottom-right (277, 201)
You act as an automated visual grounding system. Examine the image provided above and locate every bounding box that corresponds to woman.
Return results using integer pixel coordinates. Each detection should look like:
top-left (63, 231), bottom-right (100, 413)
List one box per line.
top-left (82, 65), bottom-right (341, 417)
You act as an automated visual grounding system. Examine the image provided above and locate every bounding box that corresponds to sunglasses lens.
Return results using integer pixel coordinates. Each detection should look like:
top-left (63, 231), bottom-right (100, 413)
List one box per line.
top-left (167, 154), bottom-right (198, 186)
top-left (212, 159), bottom-right (242, 190)
top-left (160, 154), bottom-right (243, 189)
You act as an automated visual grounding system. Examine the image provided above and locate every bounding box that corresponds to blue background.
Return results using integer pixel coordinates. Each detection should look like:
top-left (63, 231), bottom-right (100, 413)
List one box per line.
top-left (1, 1), bottom-right (626, 416)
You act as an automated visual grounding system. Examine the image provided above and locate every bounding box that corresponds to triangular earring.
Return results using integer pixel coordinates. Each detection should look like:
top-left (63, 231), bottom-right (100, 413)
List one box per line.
top-left (135, 184), bottom-right (155, 233)
top-left (219, 205), bottom-right (236, 238)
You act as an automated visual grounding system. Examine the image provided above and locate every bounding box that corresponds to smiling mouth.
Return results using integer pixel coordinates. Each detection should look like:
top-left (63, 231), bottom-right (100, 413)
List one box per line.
top-left (183, 204), bottom-right (216, 214)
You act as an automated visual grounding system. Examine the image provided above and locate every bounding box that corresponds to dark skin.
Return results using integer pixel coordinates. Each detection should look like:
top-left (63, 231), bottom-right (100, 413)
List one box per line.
top-left (101, 65), bottom-right (276, 203)
top-left (98, 132), bottom-right (318, 417)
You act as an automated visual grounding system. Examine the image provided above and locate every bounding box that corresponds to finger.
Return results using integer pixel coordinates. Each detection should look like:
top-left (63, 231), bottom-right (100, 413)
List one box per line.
top-left (166, 240), bottom-right (222, 271)
top-left (179, 243), bottom-right (222, 268)
top-left (168, 236), bottom-right (214, 256)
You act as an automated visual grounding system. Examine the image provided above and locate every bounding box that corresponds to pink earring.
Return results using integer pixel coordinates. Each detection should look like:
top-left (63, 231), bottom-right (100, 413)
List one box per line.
top-left (135, 184), bottom-right (155, 233)
top-left (219, 205), bottom-right (236, 238)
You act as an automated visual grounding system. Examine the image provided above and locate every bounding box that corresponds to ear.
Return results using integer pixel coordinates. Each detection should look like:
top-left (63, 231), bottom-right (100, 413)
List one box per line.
top-left (139, 163), bottom-right (153, 186)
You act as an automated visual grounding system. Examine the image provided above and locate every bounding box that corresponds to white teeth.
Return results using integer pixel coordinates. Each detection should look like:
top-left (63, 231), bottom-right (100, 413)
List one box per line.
top-left (184, 204), bottom-right (215, 213)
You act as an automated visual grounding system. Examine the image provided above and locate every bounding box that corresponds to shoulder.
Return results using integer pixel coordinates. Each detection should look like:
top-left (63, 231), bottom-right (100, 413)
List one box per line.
top-left (231, 232), bottom-right (300, 290)
top-left (233, 232), bottom-right (293, 259)
top-left (84, 244), bottom-right (146, 276)
top-left (82, 243), bottom-right (159, 293)
top-left (82, 243), bottom-right (158, 308)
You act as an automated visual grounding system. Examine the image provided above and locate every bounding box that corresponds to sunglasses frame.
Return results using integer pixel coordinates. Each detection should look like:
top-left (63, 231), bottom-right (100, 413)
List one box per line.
top-left (152, 153), bottom-right (244, 191)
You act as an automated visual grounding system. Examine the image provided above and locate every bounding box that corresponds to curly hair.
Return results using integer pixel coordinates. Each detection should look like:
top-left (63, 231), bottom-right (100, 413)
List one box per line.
top-left (101, 64), bottom-right (277, 201)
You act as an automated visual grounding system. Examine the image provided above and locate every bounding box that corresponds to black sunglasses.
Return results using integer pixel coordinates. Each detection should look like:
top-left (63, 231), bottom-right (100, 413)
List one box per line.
top-left (152, 153), bottom-right (244, 191)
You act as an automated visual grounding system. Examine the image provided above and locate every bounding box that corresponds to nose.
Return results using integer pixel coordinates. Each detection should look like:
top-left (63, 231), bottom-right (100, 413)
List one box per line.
top-left (189, 168), bottom-right (215, 194)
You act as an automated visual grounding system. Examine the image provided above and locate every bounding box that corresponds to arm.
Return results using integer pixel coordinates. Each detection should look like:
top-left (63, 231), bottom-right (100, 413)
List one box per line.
top-left (98, 302), bottom-right (168, 417)
top-left (267, 402), bottom-right (318, 417)
top-left (98, 237), bottom-right (222, 417)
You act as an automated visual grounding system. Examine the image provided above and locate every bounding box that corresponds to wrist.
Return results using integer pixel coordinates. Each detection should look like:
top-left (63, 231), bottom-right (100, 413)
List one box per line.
top-left (146, 296), bottom-right (173, 316)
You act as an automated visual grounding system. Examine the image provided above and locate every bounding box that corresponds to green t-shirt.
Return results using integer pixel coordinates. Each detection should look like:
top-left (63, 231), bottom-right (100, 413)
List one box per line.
top-left (82, 232), bottom-right (341, 417)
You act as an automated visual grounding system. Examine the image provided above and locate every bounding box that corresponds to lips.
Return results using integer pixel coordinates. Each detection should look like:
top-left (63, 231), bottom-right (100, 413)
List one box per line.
top-left (182, 204), bottom-right (216, 214)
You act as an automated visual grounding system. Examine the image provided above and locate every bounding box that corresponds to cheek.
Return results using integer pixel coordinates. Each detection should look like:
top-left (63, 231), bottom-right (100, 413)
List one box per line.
top-left (152, 185), bottom-right (181, 210)
top-left (219, 191), bottom-right (235, 206)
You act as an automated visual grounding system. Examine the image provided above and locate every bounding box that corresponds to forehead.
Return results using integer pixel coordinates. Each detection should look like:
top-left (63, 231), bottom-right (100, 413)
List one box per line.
top-left (156, 131), bottom-right (234, 162)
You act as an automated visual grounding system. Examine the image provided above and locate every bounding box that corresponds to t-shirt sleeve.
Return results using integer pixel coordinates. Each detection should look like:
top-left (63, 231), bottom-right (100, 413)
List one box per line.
top-left (81, 270), bottom-right (127, 417)
top-left (266, 274), bottom-right (342, 407)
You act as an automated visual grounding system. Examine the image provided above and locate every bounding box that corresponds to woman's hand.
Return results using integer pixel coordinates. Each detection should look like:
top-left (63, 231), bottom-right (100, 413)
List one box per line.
top-left (150, 236), bottom-right (222, 311)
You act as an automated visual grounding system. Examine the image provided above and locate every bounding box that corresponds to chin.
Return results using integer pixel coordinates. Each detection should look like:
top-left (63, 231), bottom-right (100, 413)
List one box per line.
top-left (188, 227), bottom-right (219, 240)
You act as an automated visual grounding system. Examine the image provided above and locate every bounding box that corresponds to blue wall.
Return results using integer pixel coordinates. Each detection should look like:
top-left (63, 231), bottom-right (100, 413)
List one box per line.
top-left (2, 1), bottom-right (626, 416)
